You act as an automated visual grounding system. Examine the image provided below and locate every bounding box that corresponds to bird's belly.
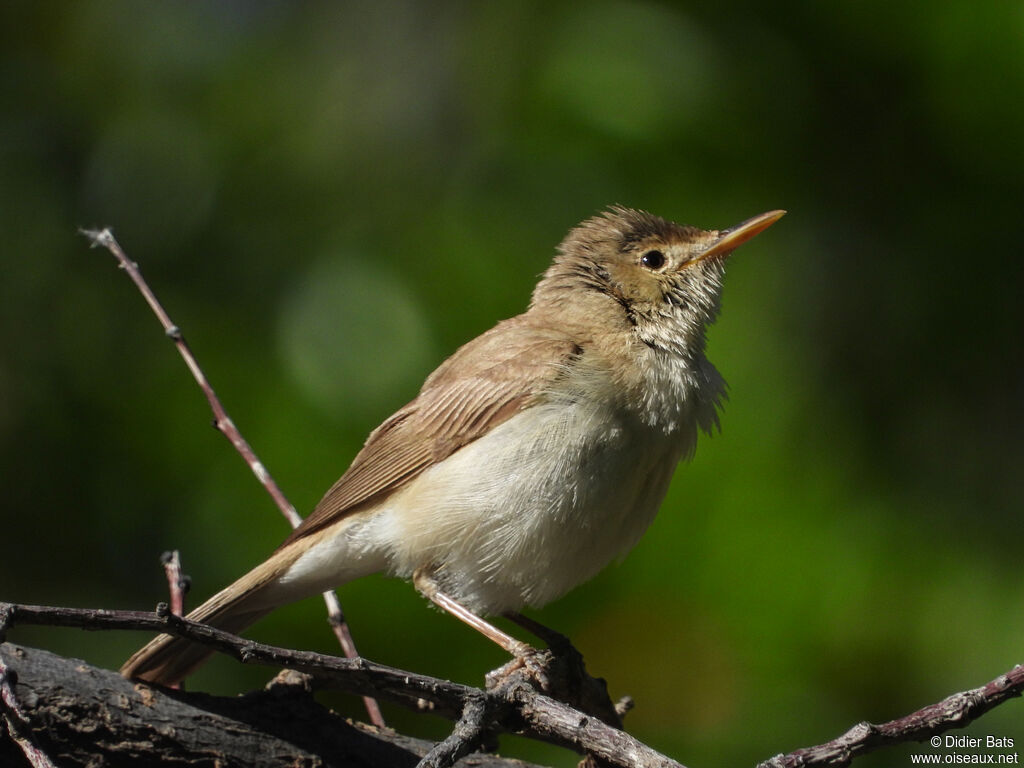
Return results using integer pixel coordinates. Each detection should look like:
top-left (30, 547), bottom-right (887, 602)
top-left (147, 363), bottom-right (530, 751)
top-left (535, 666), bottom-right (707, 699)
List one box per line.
top-left (380, 401), bottom-right (691, 614)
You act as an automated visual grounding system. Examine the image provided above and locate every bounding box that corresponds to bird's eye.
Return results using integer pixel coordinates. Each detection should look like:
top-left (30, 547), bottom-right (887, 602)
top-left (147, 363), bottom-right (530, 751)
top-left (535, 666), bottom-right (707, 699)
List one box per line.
top-left (640, 250), bottom-right (666, 270)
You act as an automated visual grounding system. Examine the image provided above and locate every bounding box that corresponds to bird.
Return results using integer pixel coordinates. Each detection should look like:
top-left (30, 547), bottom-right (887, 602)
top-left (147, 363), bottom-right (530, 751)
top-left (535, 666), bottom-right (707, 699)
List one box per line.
top-left (121, 205), bottom-right (785, 686)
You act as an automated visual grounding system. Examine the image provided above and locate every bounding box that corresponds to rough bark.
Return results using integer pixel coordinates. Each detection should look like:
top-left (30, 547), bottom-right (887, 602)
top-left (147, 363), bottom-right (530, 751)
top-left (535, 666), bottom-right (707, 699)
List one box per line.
top-left (0, 643), bottom-right (537, 768)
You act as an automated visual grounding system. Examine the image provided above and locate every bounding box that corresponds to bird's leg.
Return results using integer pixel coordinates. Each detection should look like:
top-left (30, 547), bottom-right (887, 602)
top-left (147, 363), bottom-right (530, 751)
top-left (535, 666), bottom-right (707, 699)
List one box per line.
top-left (412, 569), bottom-right (553, 691)
top-left (412, 573), bottom-right (622, 723)
top-left (412, 569), bottom-right (533, 657)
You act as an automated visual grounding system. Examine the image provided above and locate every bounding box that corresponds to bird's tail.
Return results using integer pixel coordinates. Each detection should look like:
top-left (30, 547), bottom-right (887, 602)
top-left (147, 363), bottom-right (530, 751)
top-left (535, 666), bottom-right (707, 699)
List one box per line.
top-left (121, 546), bottom-right (301, 686)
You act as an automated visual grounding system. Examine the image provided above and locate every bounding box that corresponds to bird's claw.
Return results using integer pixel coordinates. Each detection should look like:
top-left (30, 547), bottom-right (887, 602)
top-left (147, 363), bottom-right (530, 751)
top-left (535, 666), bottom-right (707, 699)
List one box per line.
top-left (485, 644), bottom-right (554, 693)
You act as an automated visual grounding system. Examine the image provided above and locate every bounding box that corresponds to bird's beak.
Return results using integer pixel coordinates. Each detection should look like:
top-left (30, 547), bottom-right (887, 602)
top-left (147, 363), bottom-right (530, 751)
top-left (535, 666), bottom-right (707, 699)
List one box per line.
top-left (696, 209), bottom-right (786, 262)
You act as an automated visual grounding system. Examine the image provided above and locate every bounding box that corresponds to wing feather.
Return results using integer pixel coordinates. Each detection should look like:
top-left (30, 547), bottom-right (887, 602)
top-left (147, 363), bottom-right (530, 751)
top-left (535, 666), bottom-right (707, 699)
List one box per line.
top-left (280, 316), bottom-right (580, 547)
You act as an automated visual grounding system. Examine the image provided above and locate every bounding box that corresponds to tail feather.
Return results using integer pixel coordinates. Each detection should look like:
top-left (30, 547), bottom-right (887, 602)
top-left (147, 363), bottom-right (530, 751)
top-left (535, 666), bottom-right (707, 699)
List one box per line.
top-left (121, 548), bottom-right (299, 686)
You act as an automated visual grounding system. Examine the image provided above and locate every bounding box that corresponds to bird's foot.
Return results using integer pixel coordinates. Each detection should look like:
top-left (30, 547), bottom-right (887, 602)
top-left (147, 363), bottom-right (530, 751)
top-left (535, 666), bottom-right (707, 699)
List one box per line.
top-left (485, 643), bottom-right (554, 693)
top-left (485, 639), bottom-right (623, 730)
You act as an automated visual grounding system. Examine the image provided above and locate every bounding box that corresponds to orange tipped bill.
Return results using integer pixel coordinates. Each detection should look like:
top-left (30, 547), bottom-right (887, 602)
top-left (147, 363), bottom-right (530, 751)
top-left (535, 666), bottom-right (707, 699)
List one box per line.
top-left (697, 209), bottom-right (786, 262)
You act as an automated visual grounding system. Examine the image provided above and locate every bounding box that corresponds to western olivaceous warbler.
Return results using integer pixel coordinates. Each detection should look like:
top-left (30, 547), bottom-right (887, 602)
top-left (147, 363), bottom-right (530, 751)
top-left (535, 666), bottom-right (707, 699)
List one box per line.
top-left (122, 205), bottom-right (785, 685)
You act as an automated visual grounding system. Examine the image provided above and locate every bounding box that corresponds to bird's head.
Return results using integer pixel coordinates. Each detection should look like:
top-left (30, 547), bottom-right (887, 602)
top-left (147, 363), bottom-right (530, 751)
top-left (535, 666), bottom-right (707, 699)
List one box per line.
top-left (533, 206), bottom-right (785, 357)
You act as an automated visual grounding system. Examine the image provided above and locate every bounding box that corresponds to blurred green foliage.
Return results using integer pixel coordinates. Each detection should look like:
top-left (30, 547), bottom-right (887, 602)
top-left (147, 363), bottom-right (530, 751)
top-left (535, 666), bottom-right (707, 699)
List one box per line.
top-left (2, 2), bottom-right (1022, 766)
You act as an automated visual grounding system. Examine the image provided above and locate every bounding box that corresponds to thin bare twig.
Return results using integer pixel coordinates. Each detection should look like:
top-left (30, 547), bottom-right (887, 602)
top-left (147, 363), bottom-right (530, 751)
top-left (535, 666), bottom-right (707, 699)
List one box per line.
top-left (758, 664), bottom-right (1024, 768)
top-left (322, 590), bottom-right (384, 724)
top-left (2, 602), bottom-right (466, 715)
top-left (79, 227), bottom-right (384, 727)
top-left (159, 550), bottom-right (188, 690)
top-left (79, 229), bottom-right (298, 524)
top-left (160, 550), bottom-right (188, 618)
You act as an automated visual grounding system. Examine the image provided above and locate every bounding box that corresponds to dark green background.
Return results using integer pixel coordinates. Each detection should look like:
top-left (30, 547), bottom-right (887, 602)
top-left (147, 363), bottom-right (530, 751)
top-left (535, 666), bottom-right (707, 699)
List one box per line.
top-left (2, 3), bottom-right (1022, 766)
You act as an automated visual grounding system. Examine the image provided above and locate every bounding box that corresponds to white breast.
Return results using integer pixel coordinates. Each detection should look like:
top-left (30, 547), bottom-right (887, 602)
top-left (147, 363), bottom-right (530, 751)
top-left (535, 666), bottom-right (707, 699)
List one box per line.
top-left (378, 381), bottom-right (704, 614)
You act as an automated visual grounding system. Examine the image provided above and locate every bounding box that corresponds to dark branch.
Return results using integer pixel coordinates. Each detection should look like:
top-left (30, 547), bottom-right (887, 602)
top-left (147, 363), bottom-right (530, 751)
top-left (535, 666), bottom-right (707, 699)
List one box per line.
top-left (0, 601), bottom-right (679, 768)
top-left (0, 642), bottom-right (534, 768)
top-left (418, 691), bottom-right (492, 768)
top-left (0, 653), bottom-right (57, 768)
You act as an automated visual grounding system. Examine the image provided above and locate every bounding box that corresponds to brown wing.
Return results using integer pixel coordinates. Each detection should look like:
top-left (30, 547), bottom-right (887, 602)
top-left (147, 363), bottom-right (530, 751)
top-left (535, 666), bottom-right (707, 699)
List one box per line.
top-left (279, 315), bottom-right (581, 548)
